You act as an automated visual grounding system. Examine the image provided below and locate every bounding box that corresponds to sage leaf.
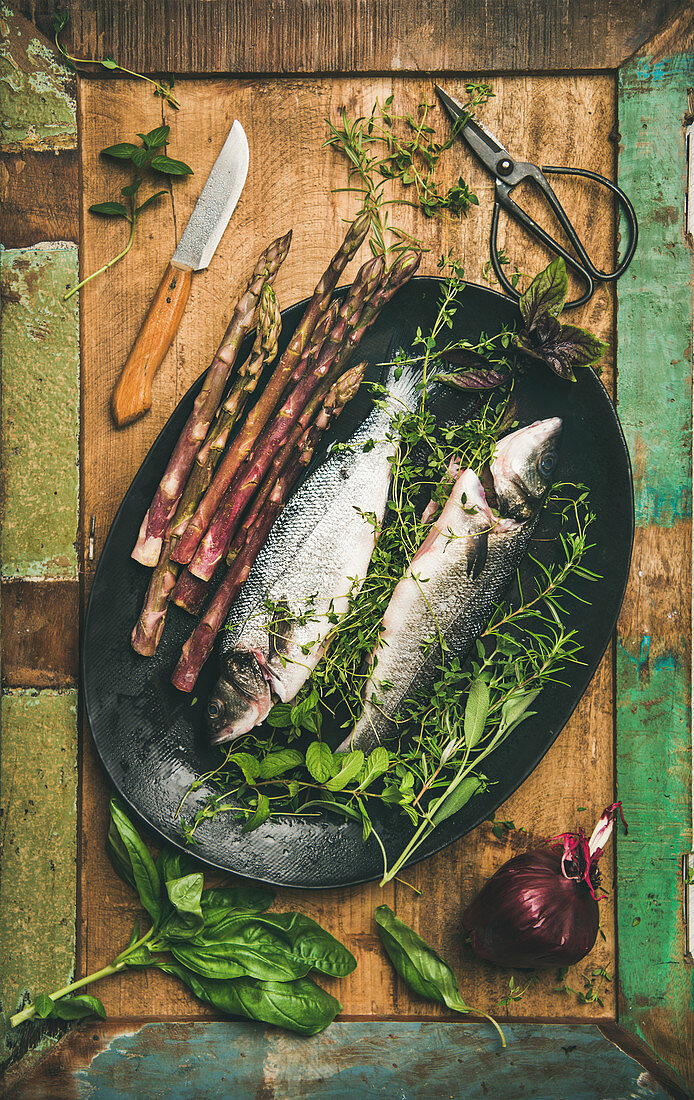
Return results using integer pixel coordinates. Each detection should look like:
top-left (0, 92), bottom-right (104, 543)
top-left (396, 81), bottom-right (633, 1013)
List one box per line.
top-left (500, 688), bottom-right (541, 734)
top-left (160, 962), bottom-right (342, 1036)
top-left (150, 154), bottom-right (193, 176)
top-left (101, 142), bottom-right (138, 160)
top-left (464, 677), bottom-right (490, 749)
top-left (258, 749), bottom-right (303, 779)
top-left (519, 257), bottom-right (568, 328)
top-left (108, 799), bottom-right (161, 926)
top-left (305, 741), bottom-right (333, 783)
top-left (241, 793), bottom-right (271, 833)
top-left (324, 750), bottom-right (364, 791)
top-left (89, 201), bottom-right (129, 219)
top-left (430, 775), bottom-right (483, 827)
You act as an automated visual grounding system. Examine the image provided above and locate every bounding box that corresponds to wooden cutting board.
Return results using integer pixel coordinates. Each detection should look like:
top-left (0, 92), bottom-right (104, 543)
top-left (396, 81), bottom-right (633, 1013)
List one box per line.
top-left (78, 73), bottom-right (617, 1022)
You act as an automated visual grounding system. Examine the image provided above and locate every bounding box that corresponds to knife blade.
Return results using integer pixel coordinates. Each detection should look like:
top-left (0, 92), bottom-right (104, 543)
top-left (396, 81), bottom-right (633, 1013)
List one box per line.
top-left (111, 120), bottom-right (250, 428)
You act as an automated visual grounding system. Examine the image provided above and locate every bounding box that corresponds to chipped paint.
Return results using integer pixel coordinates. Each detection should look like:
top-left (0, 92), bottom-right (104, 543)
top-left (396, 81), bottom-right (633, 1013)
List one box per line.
top-left (617, 41), bottom-right (694, 1093)
top-left (5, 1021), bottom-right (664, 1099)
top-left (1, 245), bottom-right (80, 579)
top-left (0, 4), bottom-right (76, 152)
top-left (0, 689), bottom-right (78, 1036)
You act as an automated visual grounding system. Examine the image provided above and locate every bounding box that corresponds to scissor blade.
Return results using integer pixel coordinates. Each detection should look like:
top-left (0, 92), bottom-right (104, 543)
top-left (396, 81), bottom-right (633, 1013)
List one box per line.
top-left (434, 85), bottom-right (512, 176)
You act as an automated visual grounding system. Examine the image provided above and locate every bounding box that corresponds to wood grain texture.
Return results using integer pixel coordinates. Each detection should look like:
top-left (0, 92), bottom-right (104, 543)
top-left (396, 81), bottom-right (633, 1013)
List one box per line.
top-left (79, 73), bottom-right (618, 1024)
top-left (0, 151), bottom-right (79, 248)
top-left (15, 0), bottom-right (692, 74)
top-left (1, 580), bottom-right (79, 686)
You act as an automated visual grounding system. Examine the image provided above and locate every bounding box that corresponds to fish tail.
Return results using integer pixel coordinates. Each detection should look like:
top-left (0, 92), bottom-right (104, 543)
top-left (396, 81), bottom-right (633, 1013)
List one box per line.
top-left (380, 357), bottom-right (422, 415)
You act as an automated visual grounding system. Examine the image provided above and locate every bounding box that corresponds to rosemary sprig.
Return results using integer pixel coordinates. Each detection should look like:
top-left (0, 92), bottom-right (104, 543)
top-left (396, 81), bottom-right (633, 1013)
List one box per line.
top-left (54, 12), bottom-right (180, 109)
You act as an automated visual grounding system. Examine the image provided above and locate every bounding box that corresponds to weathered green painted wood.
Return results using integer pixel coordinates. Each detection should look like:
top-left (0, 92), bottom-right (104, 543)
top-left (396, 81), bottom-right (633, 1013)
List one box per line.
top-left (0, 245), bottom-right (80, 580)
top-left (0, 691), bottom-right (78, 1052)
top-left (0, 3), bottom-right (76, 152)
top-left (4, 1021), bottom-right (679, 1100)
top-left (616, 37), bottom-right (694, 1095)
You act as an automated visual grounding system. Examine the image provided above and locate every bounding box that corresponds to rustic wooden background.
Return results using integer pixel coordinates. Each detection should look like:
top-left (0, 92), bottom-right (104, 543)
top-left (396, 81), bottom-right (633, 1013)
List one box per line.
top-left (79, 73), bottom-right (617, 1023)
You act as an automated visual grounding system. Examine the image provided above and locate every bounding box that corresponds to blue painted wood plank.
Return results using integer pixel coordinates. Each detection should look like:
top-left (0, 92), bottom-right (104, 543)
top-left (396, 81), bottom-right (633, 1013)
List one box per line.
top-left (4, 1021), bottom-right (676, 1100)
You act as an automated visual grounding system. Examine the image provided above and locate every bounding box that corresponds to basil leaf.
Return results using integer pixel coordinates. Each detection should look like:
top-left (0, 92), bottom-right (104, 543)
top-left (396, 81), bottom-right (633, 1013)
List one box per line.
top-left (542, 322), bottom-right (608, 376)
top-left (88, 201), bottom-right (129, 219)
top-left (357, 746), bottom-right (389, 790)
top-left (160, 962), bottom-right (342, 1036)
top-left (375, 905), bottom-right (473, 1010)
top-left (161, 873), bottom-right (204, 938)
top-left (100, 55), bottom-right (119, 70)
top-left (429, 776), bottom-right (482, 827)
top-left (201, 886), bottom-right (275, 920)
top-left (171, 939), bottom-right (309, 982)
top-left (435, 367), bottom-right (507, 391)
top-left (258, 749), bottom-right (303, 779)
top-left (156, 848), bottom-right (199, 885)
top-left (519, 257), bottom-right (568, 328)
top-left (195, 912), bottom-right (356, 978)
top-left (42, 994), bottom-right (107, 1021)
top-left (149, 154), bottom-right (193, 176)
top-left (324, 750), bottom-right (364, 791)
top-left (108, 799), bottom-right (161, 925)
top-left (464, 677), bottom-right (490, 749)
top-left (241, 793), bottom-right (271, 833)
top-left (32, 993), bottom-right (55, 1018)
top-left (141, 124), bottom-right (169, 148)
top-left (123, 945), bottom-right (156, 967)
top-left (305, 741), bottom-right (333, 783)
top-left (101, 142), bottom-right (139, 160)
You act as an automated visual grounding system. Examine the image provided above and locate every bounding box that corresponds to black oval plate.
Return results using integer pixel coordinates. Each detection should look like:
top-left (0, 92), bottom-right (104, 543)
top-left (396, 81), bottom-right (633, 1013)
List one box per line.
top-left (82, 277), bottom-right (634, 888)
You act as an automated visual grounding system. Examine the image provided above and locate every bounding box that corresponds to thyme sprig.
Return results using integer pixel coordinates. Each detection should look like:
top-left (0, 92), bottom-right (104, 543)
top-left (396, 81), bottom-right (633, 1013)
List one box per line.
top-left (54, 11), bottom-right (180, 109)
top-left (177, 259), bottom-right (600, 883)
top-left (324, 86), bottom-right (494, 255)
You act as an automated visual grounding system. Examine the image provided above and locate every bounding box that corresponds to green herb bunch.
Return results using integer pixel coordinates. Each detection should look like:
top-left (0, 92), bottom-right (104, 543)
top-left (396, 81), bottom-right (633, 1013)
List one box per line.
top-left (10, 800), bottom-right (355, 1036)
top-left (54, 12), bottom-right (179, 108)
top-left (65, 125), bottom-right (193, 300)
top-left (324, 86), bottom-right (494, 256)
top-left (178, 257), bottom-right (599, 885)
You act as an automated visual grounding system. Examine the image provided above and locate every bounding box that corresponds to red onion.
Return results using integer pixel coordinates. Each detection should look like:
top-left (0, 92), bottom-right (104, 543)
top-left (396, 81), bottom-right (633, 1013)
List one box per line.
top-left (462, 803), bottom-right (627, 969)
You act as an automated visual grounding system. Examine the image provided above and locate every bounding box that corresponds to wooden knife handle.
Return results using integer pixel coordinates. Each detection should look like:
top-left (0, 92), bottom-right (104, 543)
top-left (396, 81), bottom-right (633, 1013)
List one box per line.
top-left (111, 263), bottom-right (193, 428)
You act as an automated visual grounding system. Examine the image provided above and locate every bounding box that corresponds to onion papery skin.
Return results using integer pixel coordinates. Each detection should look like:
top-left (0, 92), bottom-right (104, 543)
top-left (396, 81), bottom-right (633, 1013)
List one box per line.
top-left (462, 849), bottom-right (599, 969)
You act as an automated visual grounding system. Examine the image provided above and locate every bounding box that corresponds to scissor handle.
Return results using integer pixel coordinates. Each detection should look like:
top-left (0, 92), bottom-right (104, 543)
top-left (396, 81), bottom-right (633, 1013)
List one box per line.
top-left (490, 163), bottom-right (638, 309)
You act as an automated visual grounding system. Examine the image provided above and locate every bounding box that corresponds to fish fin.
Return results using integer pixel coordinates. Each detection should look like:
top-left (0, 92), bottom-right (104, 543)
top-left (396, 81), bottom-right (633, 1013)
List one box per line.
top-left (465, 531), bottom-right (488, 580)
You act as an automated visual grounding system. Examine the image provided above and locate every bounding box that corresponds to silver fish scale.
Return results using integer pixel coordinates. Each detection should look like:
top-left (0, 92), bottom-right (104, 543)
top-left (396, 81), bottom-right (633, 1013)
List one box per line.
top-left (220, 365), bottom-right (417, 665)
top-left (349, 521), bottom-right (535, 751)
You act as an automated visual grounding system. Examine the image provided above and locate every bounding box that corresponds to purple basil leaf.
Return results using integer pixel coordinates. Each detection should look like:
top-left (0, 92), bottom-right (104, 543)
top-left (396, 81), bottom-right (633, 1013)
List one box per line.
top-left (551, 323), bottom-right (608, 368)
top-left (519, 258), bottom-right (568, 329)
top-left (440, 348), bottom-right (495, 370)
top-left (436, 369), bottom-right (507, 391)
top-left (512, 313), bottom-right (607, 382)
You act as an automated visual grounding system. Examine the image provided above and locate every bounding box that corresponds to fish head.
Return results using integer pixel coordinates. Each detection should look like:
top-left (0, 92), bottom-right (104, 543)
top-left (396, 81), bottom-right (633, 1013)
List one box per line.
top-left (490, 417), bottom-right (562, 520)
top-left (207, 648), bottom-right (273, 744)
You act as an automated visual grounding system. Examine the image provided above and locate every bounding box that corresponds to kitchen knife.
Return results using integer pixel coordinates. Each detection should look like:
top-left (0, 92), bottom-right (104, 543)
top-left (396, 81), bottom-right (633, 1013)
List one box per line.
top-left (111, 119), bottom-right (249, 428)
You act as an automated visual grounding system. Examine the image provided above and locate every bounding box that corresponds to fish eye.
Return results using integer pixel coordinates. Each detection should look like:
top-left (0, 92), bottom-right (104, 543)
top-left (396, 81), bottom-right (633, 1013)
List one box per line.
top-left (539, 452), bottom-right (556, 476)
top-left (207, 700), bottom-right (223, 720)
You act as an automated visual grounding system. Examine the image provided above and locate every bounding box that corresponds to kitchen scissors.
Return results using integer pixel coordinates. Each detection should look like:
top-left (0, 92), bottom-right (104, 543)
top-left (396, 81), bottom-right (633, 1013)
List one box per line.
top-left (435, 85), bottom-right (638, 309)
